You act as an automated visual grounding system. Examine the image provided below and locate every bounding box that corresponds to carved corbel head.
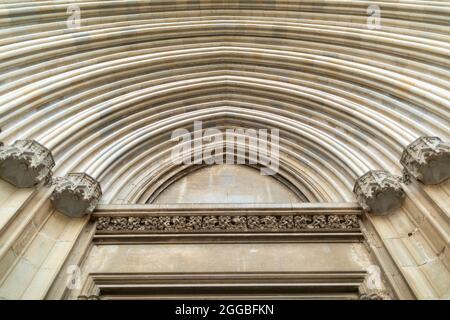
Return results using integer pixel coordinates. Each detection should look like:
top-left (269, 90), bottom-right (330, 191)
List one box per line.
top-left (401, 136), bottom-right (450, 185)
top-left (51, 173), bottom-right (102, 218)
top-left (0, 139), bottom-right (55, 188)
top-left (353, 170), bottom-right (405, 215)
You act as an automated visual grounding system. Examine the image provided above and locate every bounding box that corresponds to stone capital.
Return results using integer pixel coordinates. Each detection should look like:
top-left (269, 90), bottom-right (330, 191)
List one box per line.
top-left (401, 136), bottom-right (450, 185)
top-left (353, 170), bottom-right (405, 214)
top-left (358, 266), bottom-right (392, 300)
top-left (77, 295), bottom-right (101, 300)
top-left (358, 289), bottom-right (392, 300)
top-left (0, 139), bottom-right (55, 188)
top-left (51, 173), bottom-right (102, 218)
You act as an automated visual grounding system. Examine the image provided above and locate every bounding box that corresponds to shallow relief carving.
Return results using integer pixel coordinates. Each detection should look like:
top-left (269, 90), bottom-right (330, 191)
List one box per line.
top-left (358, 265), bottom-right (392, 300)
top-left (95, 214), bottom-right (360, 233)
top-left (51, 173), bottom-right (102, 218)
top-left (358, 290), bottom-right (392, 300)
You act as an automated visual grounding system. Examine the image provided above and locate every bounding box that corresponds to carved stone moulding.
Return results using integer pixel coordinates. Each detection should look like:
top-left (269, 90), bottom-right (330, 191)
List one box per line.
top-left (358, 290), bottom-right (392, 300)
top-left (77, 295), bottom-right (100, 300)
top-left (0, 139), bottom-right (55, 188)
top-left (400, 136), bottom-right (450, 185)
top-left (353, 170), bottom-right (405, 215)
top-left (51, 173), bottom-right (102, 218)
top-left (358, 266), bottom-right (392, 300)
top-left (95, 214), bottom-right (360, 233)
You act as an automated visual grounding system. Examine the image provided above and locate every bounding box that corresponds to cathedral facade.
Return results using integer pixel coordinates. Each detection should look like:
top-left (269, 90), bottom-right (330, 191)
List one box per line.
top-left (0, 1), bottom-right (449, 300)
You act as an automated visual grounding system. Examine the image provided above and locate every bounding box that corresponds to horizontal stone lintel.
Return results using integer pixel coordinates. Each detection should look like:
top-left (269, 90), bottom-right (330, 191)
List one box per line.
top-left (93, 232), bottom-right (364, 245)
top-left (94, 202), bottom-right (362, 217)
top-left (78, 272), bottom-right (367, 299)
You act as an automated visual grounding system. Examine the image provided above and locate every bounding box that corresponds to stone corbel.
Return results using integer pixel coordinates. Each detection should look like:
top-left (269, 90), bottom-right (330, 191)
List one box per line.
top-left (0, 139), bottom-right (55, 188)
top-left (353, 170), bottom-right (405, 215)
top-left (51, 173), bottom-right (102, 218)
top-left (400, 136), bottom-right (450, 185)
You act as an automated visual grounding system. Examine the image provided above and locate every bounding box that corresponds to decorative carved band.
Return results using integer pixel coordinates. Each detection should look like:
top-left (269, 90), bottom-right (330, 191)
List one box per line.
top-left (96, 214), bottom-right (359, 233)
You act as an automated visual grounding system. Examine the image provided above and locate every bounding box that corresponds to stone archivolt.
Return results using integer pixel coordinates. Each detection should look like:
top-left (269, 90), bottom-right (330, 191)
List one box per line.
top-left (0, 1), bottom-right (449, 300)
top-left (0, 1), bottom-right (448, 205)
top-left (96, 214), bottom-right (359, 233)
top-left (0, 139), bottom-right (55, 188)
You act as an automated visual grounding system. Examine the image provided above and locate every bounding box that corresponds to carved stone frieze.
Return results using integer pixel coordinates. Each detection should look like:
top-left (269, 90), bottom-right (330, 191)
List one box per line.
top-left (353, 170), bottom-right (405, 214)
top-left (51, 173), bottom-right (102, 218)
top-left (400, 136), bottom-right (450, 185)
top-left (0, 139), bottom-right (55, 187)
top-left (95, 214), bottom-right (359, 233)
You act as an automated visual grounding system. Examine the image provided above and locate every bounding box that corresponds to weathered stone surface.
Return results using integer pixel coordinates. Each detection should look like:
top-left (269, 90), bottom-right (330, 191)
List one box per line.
top-left (358, 290), bottom-right (392, 300)
top-left (358, 265), bottom-right (392, 300)
top-left (77, 295), bottom-right (100, 300)
top-left (401, 136), bottom-right (450, 185)
top-left (154, 165), bottom-right (303, 203)
top-left (0, 140), bottom-right (54, 188)
top-left (66, 242), bottom-right (374, 299)
top-left (353, 170), bottom-right (405, 214)
top-left (51, 173), bottom-right (102, 217)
